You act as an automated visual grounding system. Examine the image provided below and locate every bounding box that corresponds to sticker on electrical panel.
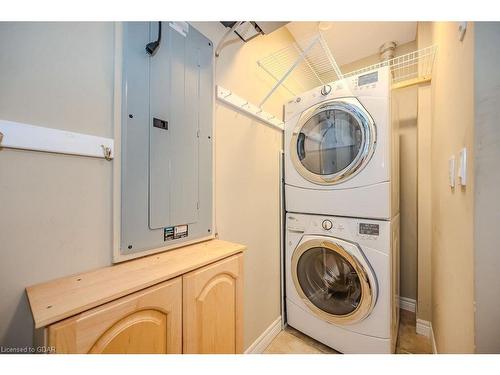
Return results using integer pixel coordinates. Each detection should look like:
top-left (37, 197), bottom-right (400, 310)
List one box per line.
top-left (164, 227), bottom-right (174, 241)
top-left (164, 224), bottom-right (189, 241)
top-left (174, 225), bottom-right (188, 239)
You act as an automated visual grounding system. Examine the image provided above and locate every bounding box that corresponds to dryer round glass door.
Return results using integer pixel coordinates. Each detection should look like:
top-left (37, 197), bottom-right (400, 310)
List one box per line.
top-left (291, 238), bottom-right (376, 324)
top-left (291, 99), bottom-right (376, 185)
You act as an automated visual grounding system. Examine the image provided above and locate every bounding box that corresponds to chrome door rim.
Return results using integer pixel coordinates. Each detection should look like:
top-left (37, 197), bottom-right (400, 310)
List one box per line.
top-left (291, 237), bottom-right (377, 325)
top-left (290, 98), bottom-right (376, 185)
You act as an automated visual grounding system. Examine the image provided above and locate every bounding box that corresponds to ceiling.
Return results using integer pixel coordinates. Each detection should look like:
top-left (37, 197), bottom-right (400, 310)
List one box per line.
top-left (285, 22), bottom-right (417, 66)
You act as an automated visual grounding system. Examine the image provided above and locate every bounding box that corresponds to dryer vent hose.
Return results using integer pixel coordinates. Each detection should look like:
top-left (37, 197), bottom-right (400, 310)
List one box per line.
top-left (379, 41), bottom-right (397, 61)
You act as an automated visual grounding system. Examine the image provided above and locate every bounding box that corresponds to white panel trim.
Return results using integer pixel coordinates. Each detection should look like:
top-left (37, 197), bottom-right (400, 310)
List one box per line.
top-left (112, 21), bottom-right (123, 263)
top-left (399, 297), bottom-right (416, 312)
top-left (416, 318), bottom-right (432, 338)
top-left (244, 316), bottom-right (282, 354)
top-left (0, 119), bottom-right (114, 160)
top-left (216, 86), bottom-right (284, 131)
top-left (279, 151), bottom-right (286, 324)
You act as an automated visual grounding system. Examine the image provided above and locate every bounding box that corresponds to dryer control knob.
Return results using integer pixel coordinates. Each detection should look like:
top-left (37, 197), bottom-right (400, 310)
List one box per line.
top-left (320, 85), bottom-right (332, 96)
top-left (322, 220), bottom-right (333, 230)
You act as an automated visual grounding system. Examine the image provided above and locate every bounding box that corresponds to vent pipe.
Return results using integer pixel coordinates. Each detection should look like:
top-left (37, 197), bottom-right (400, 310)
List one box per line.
top-left (379, 41), bottom-right (397, 61)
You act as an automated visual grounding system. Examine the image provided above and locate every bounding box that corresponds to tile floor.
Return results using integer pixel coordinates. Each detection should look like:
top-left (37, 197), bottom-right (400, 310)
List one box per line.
top-left (263, 309), bottom-right (433, 354)
top-left (396, 309), bottom-right (434, 354)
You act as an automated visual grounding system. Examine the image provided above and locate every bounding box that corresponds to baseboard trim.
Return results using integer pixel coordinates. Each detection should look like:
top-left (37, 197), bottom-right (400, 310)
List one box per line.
top-left (399, 297), bottom-right (416, 312)
top-left (416, 318), bottom-right (438, 354)
top-left (244, 316), bottom-right (282, 354)
top-left (416, 318), bottom-right (431, 338)
top-left (430, 322), bottom-right (437, 354)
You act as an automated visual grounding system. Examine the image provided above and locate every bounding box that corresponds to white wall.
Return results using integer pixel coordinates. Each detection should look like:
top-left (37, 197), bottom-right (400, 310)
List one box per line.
top-left (416, 22), bottom-right (433, 323)
top-left (392, 86), bottom-right (418, 301)
top-left (428, 22), bottom-right (475, 353)
top-left (191, 22), bottom-right (293, 350)
top-left (0, 22), bottom-right (115, 347)
top-left (474, 22), bottom-right (500, 353)
top-left (0, 22), bottom-right (290, 351)
top-left (416, 83), bottom-right (432, 322)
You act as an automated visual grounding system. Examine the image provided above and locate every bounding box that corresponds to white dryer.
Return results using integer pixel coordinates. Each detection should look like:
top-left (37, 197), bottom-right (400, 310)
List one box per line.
top-left (284, 67), bottom-right (399, 220)
top-left (285, 212), bottom-right (400, 354)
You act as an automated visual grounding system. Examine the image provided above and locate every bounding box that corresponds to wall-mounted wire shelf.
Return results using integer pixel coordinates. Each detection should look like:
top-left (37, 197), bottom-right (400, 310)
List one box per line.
top-left (344, 44), bottom-right (438, 90)
top-left (257, 33), bottom-right (343, 101)
top-left (257, 32), bottom-right (438, 100)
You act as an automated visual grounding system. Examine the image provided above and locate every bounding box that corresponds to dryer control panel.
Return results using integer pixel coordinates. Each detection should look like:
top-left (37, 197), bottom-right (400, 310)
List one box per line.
top-left (283, 66), bottom-right (390, 122)
top-left (357, 71), bottom-right (379, 87)
top-left (348, 67), bottom-right (390, 96)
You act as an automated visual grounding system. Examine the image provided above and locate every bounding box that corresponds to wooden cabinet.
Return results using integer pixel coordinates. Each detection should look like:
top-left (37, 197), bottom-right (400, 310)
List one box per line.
top-left (48, 278), bottom-right (182, 354)
top-left (26, 240), bottom-right (245, 354)
top-left (183, 254), bottom-right (243, 354)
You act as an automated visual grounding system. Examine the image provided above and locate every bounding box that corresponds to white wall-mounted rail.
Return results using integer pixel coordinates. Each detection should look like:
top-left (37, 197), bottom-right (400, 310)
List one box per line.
top-left (216, 86), bottom-right (284, 131)
top-left (0, 119), bottom-right (114, 160)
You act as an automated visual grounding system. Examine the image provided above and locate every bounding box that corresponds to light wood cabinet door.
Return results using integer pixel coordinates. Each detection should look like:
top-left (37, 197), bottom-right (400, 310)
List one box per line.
top-left (48, 278), bottom-right (182, 354)
top-left (183, 254), bottom-right (243, 354)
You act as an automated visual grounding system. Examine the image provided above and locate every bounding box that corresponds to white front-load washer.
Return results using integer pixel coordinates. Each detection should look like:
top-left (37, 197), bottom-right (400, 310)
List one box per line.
top-left (285, 212), bottom-right (400, 354)
top-left (284, 66), bottom-right (399, 220)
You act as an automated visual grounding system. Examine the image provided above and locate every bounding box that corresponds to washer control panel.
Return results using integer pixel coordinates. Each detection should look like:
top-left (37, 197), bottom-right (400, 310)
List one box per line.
top-left (286, 214), bottom-right (389, 254)
top-left (321, 219), bottom-right (333, 230)
top-left (359, 223), bottom-right (380, 235)
top-left (358, 222), bottom-right (380, 240)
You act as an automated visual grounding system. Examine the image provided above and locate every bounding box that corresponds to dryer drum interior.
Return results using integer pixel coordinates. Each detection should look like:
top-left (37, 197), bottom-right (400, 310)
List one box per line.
top-left (291, 99), bottom-right (376, 185)
top-left (291, 238), bottom-right (376, 324)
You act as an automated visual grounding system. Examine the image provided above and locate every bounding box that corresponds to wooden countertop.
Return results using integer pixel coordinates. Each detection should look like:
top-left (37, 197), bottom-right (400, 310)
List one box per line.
top-left (26, 239), bottom-right (245, 329)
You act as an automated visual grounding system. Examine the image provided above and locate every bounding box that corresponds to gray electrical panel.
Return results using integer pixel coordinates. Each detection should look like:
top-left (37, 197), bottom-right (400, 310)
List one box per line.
top-left (120, 22), bottom-right (213, 258)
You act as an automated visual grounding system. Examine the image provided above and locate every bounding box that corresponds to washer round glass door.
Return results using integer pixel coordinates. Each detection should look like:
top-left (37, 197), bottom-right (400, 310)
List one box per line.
top-left (291, 99), bottom-right (376, 185)
top-left (291, 237), bottom-right (376, 324)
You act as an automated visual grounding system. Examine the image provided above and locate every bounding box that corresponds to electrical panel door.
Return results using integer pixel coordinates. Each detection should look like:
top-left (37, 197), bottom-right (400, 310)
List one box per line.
top-left (120, 22), bottom-right (213, 260)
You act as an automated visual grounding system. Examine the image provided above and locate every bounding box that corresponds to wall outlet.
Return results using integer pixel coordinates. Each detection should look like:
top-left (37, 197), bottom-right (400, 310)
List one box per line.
top-left (449, 155), bottom-right (456, 188)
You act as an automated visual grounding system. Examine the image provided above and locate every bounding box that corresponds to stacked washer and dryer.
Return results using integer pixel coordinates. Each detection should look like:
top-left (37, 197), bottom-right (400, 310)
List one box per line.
top-left (283, 66), bottom-right (400, 354)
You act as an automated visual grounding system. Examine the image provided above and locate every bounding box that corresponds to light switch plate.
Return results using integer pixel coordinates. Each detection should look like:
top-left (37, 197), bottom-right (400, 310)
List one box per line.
top-left (459, 148), bottom-right (467, 186)
top-left (449, 155), bottom-right (456, 188)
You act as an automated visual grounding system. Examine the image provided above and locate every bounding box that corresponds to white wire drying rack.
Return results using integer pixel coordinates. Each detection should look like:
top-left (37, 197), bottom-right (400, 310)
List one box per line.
top-left (257, 33), bottom-right (438, 103)
top-left (344, 44), bottom-right (438, 89)
top-left (257, 33), bottom-right (344, 105)
top-left (219, 34), bottom-right (437, 133)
